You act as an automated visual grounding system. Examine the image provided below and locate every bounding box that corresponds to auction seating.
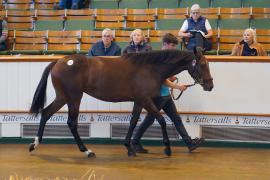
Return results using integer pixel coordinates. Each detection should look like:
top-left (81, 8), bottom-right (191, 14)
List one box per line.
top-left (80, 30), bottom-right (101, 54)
top-left (243, 0), bottom-right (270, 8)
top-left (4, 0), bottom-right (34, 10)
top-left (34, 9), bottom-right (65, 30)
top-left (5, 10), bottom-right (35, 30)
top-left (65, 9), bottom-right (95, 30)
top-left (34, 0), bottom-right (60, 10)
top-left (95, 8), bottom-right (126, 30)
top-left (11, 30), bottom-right (47, 54)
top-left (90, 0), bottom-right (119, 9)
top-left (149, 0), bottom-right (179, 8)
top-left (126, 8), bottom-right (156, 30)
top-left (217, 29), bottom-right (242, 55)
top-left (179, 0), bottom-right (210, 8)
top-left (211, 0), bottom-right (242, 8)
top-left (45, 30), bottom-right (81, 54)
top-left (119, 0), bottom-right (149, 9)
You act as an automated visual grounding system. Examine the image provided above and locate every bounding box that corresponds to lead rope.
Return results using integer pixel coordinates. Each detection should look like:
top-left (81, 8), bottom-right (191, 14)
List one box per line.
top-left (170, 77), bottom-right (197, 100)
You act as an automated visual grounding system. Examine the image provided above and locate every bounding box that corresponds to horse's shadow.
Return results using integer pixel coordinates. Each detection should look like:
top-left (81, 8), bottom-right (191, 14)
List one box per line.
top-left (30, 153), bottom-right (66, 163)
top-left (29, 150), bottom-right (175, 165)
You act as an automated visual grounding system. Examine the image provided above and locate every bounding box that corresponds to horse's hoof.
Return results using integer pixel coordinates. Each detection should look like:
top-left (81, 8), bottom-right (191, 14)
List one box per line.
top-left (87, 152), bottom-right (96, 158)
top-left (128, 150), bottom-right (136, 157)
top-left (29, 143), bottom-right (35, 152)
top-left (124, 142), bottom-right (129, 149)
top-left (164, 147), bottom-right (172, 156)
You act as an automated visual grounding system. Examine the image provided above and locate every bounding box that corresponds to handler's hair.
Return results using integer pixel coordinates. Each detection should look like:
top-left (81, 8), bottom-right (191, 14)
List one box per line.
top-left (162, 33), bottom-right (178, 45)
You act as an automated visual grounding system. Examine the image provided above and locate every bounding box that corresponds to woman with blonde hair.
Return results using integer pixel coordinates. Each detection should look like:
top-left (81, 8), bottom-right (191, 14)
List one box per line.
top-left (123, 29), bottom-right (152, 54)
top-left (231, 28), bottom-right (267, 56)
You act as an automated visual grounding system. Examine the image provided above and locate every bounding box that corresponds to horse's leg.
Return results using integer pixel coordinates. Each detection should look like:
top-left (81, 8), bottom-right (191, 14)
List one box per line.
top-left (29, 98), bottom-right (65, 152)
top-left (131, 113), bottom-right (155, 152)
top-left (67, 100), bottom-right (95, 158)
top-left (143, 99), bottom-right (171, 156)
top-left (124, 102), bottom-right (142, 157)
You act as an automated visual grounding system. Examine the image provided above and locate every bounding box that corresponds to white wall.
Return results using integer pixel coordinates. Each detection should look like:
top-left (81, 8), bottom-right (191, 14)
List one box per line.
top-left (0, 61), bottom-right (269, 114)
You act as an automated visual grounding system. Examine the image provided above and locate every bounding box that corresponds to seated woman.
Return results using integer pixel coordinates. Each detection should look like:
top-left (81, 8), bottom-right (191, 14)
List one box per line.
top-left (122, 29), bottom-right (152, 54)
top-left (231, 28), bottom-right (267, 56)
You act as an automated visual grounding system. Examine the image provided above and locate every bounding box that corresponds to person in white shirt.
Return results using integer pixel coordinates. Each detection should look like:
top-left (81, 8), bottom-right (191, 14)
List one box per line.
top-left (178, 4), bottom-right (213, 51)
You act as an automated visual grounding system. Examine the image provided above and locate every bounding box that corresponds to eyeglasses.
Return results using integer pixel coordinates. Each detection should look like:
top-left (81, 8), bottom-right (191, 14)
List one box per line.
top-left (191, 11), bottom-right (200, 14)
top-left (103, 35), bottom-right (112, 38)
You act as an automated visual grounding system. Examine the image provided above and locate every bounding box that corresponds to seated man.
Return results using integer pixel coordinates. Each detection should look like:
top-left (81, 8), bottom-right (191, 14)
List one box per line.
top-left (88, 28), bottom-right (121, 56)
top-left (132, 33), bottom-right (204, 154)
top-left (178, 4), bottom-right (213, 51)
top-left (0, 19), bottom-right (8, 51)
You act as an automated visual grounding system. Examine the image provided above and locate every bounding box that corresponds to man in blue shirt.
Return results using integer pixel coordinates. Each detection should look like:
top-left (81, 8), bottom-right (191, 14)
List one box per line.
top-left (88, 28), bottom-right (121, 56)
top-left (132, 33), bottom-right (204, 154)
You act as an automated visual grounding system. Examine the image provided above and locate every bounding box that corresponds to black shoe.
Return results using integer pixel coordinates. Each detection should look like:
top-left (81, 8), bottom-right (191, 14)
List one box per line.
top-left (132, 143), bottom-right (148, 153)
top-left (187, 137), bottom-right (205, 152)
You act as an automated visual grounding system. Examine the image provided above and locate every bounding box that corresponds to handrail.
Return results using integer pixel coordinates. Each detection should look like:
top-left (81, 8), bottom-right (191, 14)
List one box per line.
top-left (0, 55), bottom-right (270, 63)
top-left (205, 55), bottom-right (270, 63)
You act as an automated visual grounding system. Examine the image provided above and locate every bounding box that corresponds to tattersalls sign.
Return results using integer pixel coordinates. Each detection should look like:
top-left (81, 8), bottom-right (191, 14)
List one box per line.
top-left (1, 113), bottom-right (270, 128)
top-left (183, 114), bottom-right (270, 127)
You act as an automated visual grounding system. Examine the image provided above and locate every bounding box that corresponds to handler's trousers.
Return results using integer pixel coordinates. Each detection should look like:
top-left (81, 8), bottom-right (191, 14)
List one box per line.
top-left (132, 96), bottom-right (192, 145)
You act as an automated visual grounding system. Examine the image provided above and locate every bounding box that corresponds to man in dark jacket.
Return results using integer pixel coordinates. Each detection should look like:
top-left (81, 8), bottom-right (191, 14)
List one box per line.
top-left (88, 28), bottom-right (121, 56)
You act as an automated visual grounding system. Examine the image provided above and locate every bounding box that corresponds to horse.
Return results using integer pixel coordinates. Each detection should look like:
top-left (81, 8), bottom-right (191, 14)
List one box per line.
top-left (29, 48), bottom-right (213, 158)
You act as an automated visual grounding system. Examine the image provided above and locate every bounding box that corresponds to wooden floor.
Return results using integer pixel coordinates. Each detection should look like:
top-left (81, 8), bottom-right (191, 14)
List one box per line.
top-left (0, 144), bottom-right (270, 180)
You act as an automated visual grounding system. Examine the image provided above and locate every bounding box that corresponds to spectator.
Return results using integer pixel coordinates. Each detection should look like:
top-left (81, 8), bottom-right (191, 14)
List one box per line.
top-left (122, 29), bottom-right (152, 54)
top-left (55, 0), bottom-right (84, 9)
top-left (0, 19), bottom-right (8, 51)
top-left (231, 28), bottom-right (267, 56)
top-left (88, 28), bottom-right (121, 56)
top-left (131, 33), bottom-right (204, 154)
top-left (178, 4), bottom-right (213, 51)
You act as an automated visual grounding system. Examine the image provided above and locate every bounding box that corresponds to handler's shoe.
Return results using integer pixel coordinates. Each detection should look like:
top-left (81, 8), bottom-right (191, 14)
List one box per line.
top-left (133, 143), bottom-right (148, 153)
top-left (187, 137), bottom-right (205, 152)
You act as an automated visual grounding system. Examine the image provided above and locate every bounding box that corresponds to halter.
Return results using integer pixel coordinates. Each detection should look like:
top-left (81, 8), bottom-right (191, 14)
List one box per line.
top-left (170, 56), bottom-right (212, 100)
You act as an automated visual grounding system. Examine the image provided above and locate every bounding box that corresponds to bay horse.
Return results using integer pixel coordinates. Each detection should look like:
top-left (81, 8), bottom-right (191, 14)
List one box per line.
top-left (29, 48), bottom-right (213, 158)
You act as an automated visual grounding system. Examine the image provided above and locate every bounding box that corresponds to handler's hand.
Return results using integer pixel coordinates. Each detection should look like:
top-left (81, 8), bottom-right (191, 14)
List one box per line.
top-left (169, 76), bottom-right (177, 82)
top-left (178, 85), bottom-right (187, 91)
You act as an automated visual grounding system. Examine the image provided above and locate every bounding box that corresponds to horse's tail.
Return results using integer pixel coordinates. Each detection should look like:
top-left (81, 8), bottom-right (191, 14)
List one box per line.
top-left (29, 61), bottom-right (57, 116)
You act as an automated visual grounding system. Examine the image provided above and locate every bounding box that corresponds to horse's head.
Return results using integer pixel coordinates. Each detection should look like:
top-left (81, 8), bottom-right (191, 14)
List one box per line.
top-left (188, 47), bottom-right (214, 91)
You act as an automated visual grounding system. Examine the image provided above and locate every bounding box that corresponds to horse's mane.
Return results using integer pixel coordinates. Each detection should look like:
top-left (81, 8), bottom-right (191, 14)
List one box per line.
top-left (123, 49), bottom-right (193, 65)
